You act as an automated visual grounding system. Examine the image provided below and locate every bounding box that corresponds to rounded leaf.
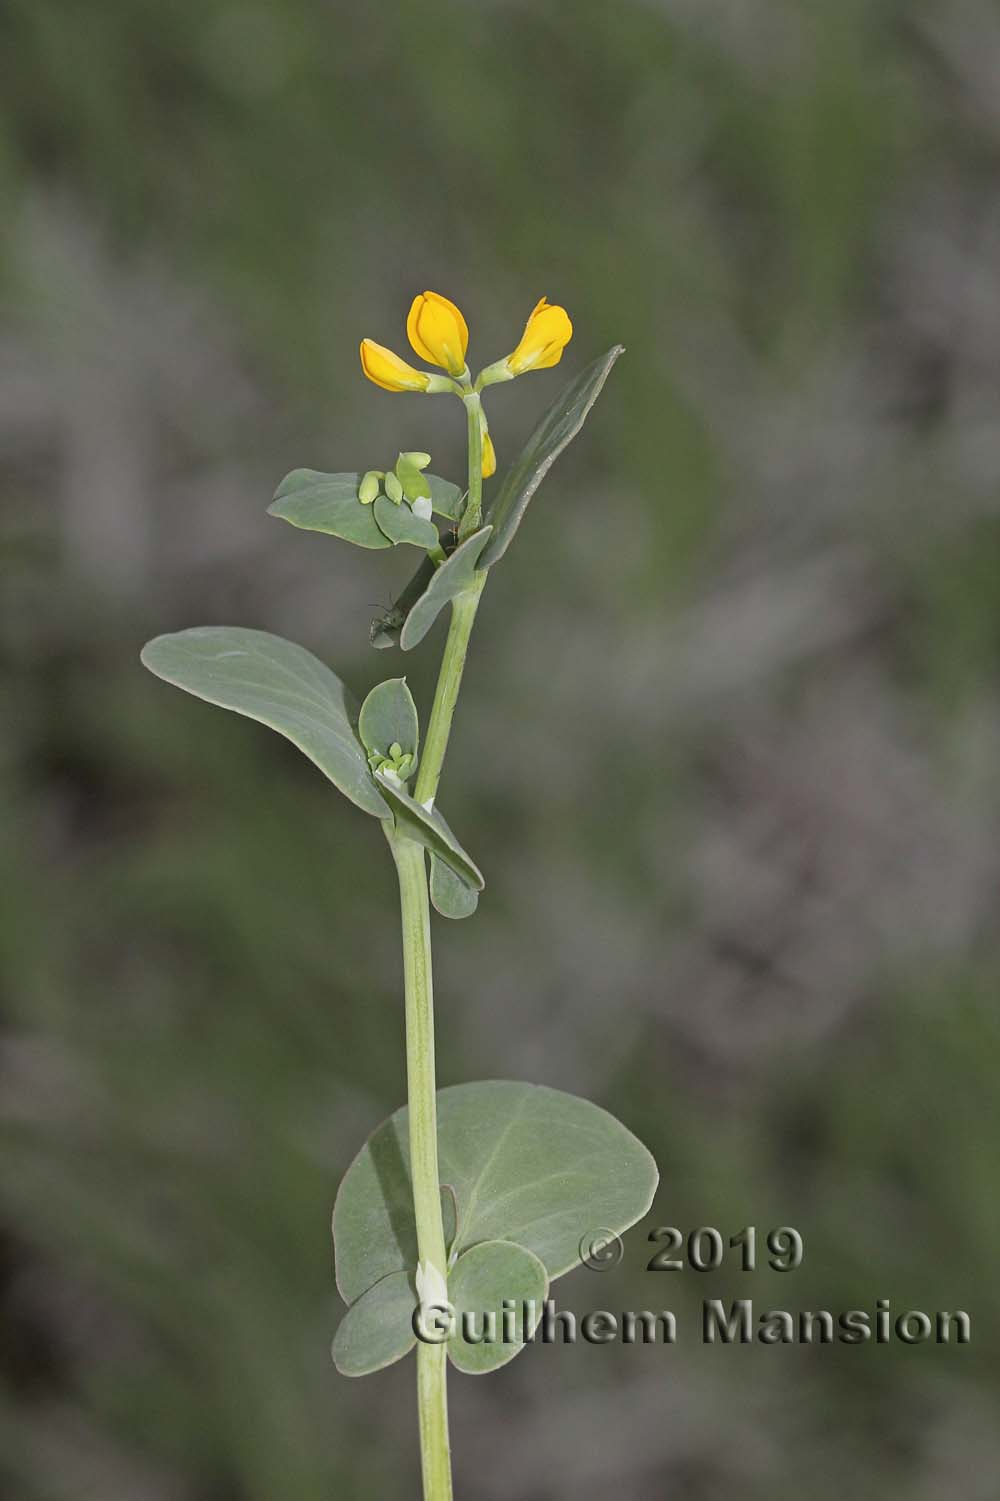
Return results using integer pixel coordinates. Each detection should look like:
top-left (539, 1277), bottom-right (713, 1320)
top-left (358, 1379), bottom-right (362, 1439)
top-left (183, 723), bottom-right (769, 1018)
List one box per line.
top-left (358, 678), bottom-right (419, 762)
top-left (373, 495), bottom-right (440, 549)
top-left (446, 1240), bottom-right (548, 1375)
top-left (430, 853), bottom-right (479, 919)
top-left (331, 1270), bottom-right (416, 1377)
top-left (334, 1081), bottom-right (658, 1305)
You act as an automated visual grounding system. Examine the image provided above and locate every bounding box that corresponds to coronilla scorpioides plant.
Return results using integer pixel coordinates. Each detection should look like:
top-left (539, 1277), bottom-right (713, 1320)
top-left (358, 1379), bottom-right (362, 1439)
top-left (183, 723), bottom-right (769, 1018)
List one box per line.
top-left (142, 291), bottom-right (658, 1500)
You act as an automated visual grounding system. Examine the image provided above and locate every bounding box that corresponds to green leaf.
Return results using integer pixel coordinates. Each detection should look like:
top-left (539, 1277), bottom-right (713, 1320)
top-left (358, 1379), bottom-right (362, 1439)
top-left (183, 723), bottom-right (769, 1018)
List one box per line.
top-left (331, 1270), bottom-right (416, 1377)
top-left (372, 495), bottom-right (440, 550)
top-left (140, 627), bottom-right (388, 819)
top-left (430, 853), bottom-right (479, 920)
top-left (447, 1240), bottom-right (548, 1375)
top-left (399, 526), bottom-right (493, 652)
top-left (377, 776), bottom-right (484, 891)
top-left (428, 475), bottom-right (465, 521)
top-left (480, 346), bottom-right (624, 567)
top-left (268, 470), bottom-right (392, 549)
top-left (358, 678), bottom-right (419, 762)
top-left (333, 1081), bottom-right (658, 1305)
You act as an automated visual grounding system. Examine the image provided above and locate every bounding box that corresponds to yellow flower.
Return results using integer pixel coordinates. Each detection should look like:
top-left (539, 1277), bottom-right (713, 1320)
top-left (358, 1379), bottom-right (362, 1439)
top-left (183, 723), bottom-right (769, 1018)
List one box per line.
top-left (359, 339), bottom-right (432, 393)
top-left (506, 296), bottom-right (573, 374)
top-left (407, 291), bottom-right (469, 377)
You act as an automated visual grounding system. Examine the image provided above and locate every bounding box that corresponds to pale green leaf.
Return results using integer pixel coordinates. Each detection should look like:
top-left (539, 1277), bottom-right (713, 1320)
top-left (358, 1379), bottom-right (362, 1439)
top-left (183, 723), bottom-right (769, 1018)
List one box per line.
top-left (430, 853), bottom-right (479, 920)
top-left (331, 1270), bottom-right (416, 1377)
top-left (333, 1081), bottom-right (658, 1305)
top-left (428, 475), bottom-right (465, 521)
top-left (480, 346), bottom-right (624, 566)
top-left (358, 678), bottom-right (419, 762)
top-left (268, 470), bottom-right (391, 549)
top-left (377, 777), bottom-right (484, 891)
top-left (372, 495), bottom-right (440, 549)
top-left (446, 1240), bottom-right (548, 1375)
top-left (140, 627), bottom-right (388, 818)
top-left (399, 527), bottom-right (492, 652)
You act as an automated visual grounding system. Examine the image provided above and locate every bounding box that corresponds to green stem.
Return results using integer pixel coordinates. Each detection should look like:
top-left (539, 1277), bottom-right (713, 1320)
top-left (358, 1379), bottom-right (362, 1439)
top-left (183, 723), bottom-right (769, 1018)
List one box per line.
top-left (387, 829), bottom-right (452, 1501)
top-left (413, 391), bottom-right (487, 808)
top-left (413, 583), bottom-right (483, 809)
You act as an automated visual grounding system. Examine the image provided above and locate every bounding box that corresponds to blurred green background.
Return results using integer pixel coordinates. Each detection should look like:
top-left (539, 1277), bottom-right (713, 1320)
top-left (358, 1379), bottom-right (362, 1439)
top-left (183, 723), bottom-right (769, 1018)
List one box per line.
top-left (2, 1), bottom-right (999, 1497)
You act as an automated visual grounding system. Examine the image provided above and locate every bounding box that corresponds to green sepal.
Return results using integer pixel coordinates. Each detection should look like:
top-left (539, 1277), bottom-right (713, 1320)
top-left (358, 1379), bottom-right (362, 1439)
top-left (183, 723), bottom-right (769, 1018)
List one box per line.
top-left (140, 627), bottom-right (388, 819)
top-left (268, 470), bottom-right (392, 550)
top-left (372, 495), bottom-right (440, 550)
top-left (480, 345), bottom-right (624, 566)
top-left (400, 527), bottom-right (492, 652)
top-left (377, 774), bottom-right (484, 891)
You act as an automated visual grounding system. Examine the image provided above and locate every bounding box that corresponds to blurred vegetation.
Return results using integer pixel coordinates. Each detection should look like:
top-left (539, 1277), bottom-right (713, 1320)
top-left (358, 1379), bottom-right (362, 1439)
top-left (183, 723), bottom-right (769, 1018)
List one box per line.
top-left (2, 1), bottom-right (1000, 1497)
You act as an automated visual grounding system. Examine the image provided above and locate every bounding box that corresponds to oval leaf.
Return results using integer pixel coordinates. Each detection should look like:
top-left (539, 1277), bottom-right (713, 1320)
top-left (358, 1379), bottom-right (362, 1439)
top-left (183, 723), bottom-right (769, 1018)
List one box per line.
top-left (372, 495), bottom-right (440, 549)
top-left (446, 1240), bottom-right (548, 1375)
top-left (269, 470), bottom-right (391, 550)
top-left (430, 853), bottom-right (479, 920)
top-left (480, 346), bottom-right (624, 567)
top-left (358, 678), bottom-right (419, 762)
top-left (400, 526), bottom-right (493, 652)
top-left (331, 1269), bottom-right (416, 1377)
top-left (377, 777), bottom-right (484, 891)
top-left (333, 1080), bottom-right (658, 1305)
top-left (141, 627), bottom-right (388, 819)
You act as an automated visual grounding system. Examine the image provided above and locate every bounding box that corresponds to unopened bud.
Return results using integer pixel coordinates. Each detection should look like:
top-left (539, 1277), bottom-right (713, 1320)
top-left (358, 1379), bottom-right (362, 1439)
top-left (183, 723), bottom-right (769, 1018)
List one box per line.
top-left (384, 471), bottom-right (404, 504)
top-left (358, 471), bottom-right (381, 505)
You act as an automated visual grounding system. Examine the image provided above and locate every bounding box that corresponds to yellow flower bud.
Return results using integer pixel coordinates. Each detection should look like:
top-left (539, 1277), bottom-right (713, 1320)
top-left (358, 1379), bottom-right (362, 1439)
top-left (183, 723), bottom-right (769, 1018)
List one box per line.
top-left (505, 296), bottom-right (573, 375)
top-left (479, 408), bottom-right (496, 478)
top-left (406, 291), bottom-right (469, 377)
top-left (359, 339), bottom-right (432, 393)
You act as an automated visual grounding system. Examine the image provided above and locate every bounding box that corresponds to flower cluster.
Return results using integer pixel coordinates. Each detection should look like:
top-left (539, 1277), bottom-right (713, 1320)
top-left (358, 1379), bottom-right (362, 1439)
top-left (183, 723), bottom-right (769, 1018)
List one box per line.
top-left (360, 292), bottom-right (573, 478)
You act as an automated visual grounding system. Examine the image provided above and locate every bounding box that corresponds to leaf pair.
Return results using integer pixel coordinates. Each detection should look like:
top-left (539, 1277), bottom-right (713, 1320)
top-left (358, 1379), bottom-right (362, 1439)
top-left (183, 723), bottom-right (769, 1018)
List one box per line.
top-left (139, 629), bottom-right (482, 912)
top-left (331, 1080), bottom-right (659, 1376)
